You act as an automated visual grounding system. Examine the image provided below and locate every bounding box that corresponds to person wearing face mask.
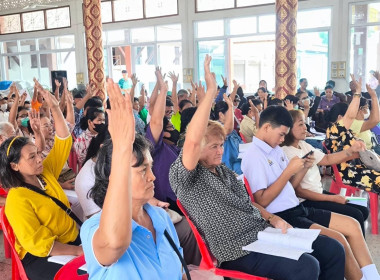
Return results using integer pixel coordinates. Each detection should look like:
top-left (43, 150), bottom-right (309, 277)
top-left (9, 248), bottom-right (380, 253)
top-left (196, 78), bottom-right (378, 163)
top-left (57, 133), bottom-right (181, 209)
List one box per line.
top-left (0, 94), bottom-right (9, 122)
top-left (350, 92), bottom-right (380, 154)
top-left (74, 108), bottom-right (105, 167)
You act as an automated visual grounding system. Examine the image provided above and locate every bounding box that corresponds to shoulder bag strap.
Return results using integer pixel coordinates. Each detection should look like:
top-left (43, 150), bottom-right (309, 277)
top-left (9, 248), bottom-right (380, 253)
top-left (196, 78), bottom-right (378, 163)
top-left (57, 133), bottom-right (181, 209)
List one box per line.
top-left (22, 182), bottom-right (83, 227)
top-left (164, 229), bottom-right (191, 280)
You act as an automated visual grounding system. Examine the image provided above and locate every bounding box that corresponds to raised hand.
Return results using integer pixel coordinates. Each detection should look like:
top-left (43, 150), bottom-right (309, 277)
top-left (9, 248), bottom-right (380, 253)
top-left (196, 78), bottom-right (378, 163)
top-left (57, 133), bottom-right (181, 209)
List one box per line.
top-left (131, 73), bottom-right (139, 87)
top-left (350, 74), bottom-right (362, 94)
top-left (196, 81), bottom-right (206, 104)
top-left (313, 87), bottom-right (320, 97)
top-left (34, 78), bottom-right (59, 108)
top-left (249, 99), bottom-right (259, 115)
top-left (28, 109), bottom-right (41, 134)
top-left (204, 54), bottom-right (217, 95)
top-left (221, 75), bottom-right (227, 87)
top-left (223, 93), bottom-right (233, 108)
top-left (284, 99), bottom-right (294, 110)
top-left (86, 82), bottom-right (96, 97)
top-left (232, 80), bottom-right (239, 91)
top-left (106, 78), bottom-right (135, 149)
top-left (55, 79), bottom-right (61, 88)
top-left (168, 71), bottom-right (179, 84)
top-left (155, 67), bottom-right (168, 93)
top-left (374, 71), bottom-right (380, 82)
top-left (66, 91), bottom-right (74, 105)
top-left (140, 84), bottom-right (145, 96)
top-left (366, 83), bottom-right (377, 98)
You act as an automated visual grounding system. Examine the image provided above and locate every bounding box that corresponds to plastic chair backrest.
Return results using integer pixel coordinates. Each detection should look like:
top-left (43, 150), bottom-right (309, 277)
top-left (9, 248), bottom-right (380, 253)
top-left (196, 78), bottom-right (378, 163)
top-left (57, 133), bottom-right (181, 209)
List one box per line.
top-left (240, 132), bottom-right (247, 143)
top-left (244, 177), bottom-right (255, 202)
top-left (177, 200), bottom-right (268, 280)
top-left (0, 186), bottom-right (7, 197)
top-left (0, 207), bottom-right (29, 280)
top-left (54, 255), bottom-right (88, 280)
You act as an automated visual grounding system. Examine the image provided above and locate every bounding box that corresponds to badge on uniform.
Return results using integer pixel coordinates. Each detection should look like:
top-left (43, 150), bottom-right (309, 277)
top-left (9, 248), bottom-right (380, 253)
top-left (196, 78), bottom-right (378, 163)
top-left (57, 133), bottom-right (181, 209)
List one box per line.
top-left (268, 159), bottom-right (273, 166)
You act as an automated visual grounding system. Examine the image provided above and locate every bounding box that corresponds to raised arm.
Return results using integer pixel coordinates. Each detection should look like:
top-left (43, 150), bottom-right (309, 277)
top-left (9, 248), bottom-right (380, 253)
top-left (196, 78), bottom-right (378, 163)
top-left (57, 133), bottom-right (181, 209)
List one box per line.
top-left (168, 71), bottom-right (179, 113)
top-left (75, 83), bottom-right (95, 110)
top-left (28, 109), bottom-right (45, 152)
top-left (182, 55), bottom-right (217, 171)
top-left (223, 94), bottom-right (234, 135)
top-left (54, 79), bottom-right (61, 101)
top-left (138, 85), bottom-right (146, 112)
top-left (308, 87), bottom-right (321, 117)
top-left (34, 78), bottom-right (69, 139)
top-left (8, 83), bottom-right (19, 128)
top-left (361, 84), bottom-right (380, 132)
top-left (249, 99), bottom-right (260, 129)
top-left (148, 82), bottom-right (159, 116)
top-left (342, 74), bottom-right (362, 129)
top-left (59, 78), bottom-right (67, 113)
top-left (129, 74), bottom-right (139, 103)
top-left (65, 91), bottom-right (75, 125)
top-left (149, 68), bottom-right (168, 143)
top-left (92, 78), bottom-right (135, 266)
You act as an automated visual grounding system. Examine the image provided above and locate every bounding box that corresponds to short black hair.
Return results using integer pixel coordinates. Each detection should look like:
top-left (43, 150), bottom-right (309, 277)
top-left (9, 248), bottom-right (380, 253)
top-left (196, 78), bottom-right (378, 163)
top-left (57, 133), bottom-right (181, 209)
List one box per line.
top-left (299, 78), bottom-right (307, 83)
top-left (327, 102), bottom-right (348, 123)
top-left (80, 108), bottom-right (104, 130)
top-left (133, 97), bottom-right (139, 103)
top-left (0, 136), bottom-right (32, 188)
top-left (84, 96), bottom-right (103, 111)
top-left (259, 106), bottom-right (293, 129)
top-left (241, 103), bottom-right (250, 115)
top-left (179, 99), bottom-right (193, 111)
top-left (166, 99), bottom-right (174, 107)
top-left (284, 95), bottom-right (299, 104)
top-left (212, 101), bottom-right (228, 120)
top-left (324, 85), bottom-right (333, 91)
top-left (268, 98), bottom-right (283, 107)
top-left (326, 80), bottom-right (335, 88)
top-left (180, 107), bottom-right (197, 133)
top-left (89, 134), bottom-right (152, 208)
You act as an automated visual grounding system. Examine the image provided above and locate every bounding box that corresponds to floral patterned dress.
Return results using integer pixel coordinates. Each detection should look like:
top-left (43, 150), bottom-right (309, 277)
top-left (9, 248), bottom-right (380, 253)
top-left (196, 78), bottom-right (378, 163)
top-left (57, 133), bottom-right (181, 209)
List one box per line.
top-left (325, 121), bottom-right (380, 194)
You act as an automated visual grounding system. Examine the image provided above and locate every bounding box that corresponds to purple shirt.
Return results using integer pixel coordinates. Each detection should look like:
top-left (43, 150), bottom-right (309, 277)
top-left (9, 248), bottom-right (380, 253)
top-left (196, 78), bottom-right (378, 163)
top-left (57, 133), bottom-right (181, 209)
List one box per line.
top-left (146, 125), bottom-right (180, 202)
top-left (318, 95), bottom-right (340, 111)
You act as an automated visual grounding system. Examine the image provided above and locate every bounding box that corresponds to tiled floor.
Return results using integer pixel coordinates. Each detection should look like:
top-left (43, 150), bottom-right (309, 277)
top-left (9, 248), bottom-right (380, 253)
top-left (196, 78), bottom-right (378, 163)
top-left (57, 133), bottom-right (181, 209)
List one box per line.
top-left (0, 176), bottom-right (380, 279)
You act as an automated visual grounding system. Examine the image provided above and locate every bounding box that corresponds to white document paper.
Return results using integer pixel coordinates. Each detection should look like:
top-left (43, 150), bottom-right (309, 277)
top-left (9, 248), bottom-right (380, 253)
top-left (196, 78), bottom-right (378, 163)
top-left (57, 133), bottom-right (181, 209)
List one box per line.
top-left (242, 227), bottom-right (320, 260)
top-left (346, 196), bottom-right (367, 207)
top-left (48, 255), bottom-right (87, 271)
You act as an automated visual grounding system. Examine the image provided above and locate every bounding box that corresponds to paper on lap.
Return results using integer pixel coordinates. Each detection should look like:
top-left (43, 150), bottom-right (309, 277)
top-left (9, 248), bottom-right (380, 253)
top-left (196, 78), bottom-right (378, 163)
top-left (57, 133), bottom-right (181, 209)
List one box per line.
top-left (48, 255), bottom-right (87, 271)
top-left (243, 227), bottom-right (321, 260)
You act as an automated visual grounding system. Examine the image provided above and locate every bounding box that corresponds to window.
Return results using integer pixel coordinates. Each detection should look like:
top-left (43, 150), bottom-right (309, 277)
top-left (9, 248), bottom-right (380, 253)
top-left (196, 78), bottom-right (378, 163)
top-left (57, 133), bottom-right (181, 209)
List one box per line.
top-left (113, 0), bottom-right (143, 21)
top-left (0, 7), bottom-right (71, 35)
top-left (145, 0), bottom-right (178, 18)
top-left (195, 8), bottom-right (331, 92)
top-left (101, 1), bottom-right (113, 23)
top-left (131, 27), bottom-right (155, 43)
top-left (196, 0), bottom-right (274, 12)
top-left (0, 14), bottom-right (21, 34)
top-left (350, 2), bottom-right (380, 87)
top-left (196, 20), bottom-right (224, 38)
top-left (1, 36), bottom-right (76, 89)
top-left (157, 24), bottom-right (182, 41)
top-left (46, 7), bottom-right (71, 29)
top-left (22, 11), bottom-right (45, 32)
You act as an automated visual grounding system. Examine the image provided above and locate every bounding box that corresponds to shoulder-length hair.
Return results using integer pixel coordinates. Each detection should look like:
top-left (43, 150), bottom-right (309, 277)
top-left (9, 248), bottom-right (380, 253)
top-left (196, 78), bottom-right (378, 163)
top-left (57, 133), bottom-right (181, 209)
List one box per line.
top-left (282, 110), bottom-right (305, 147)
top-left (0, 136), bottom-right (31, 188)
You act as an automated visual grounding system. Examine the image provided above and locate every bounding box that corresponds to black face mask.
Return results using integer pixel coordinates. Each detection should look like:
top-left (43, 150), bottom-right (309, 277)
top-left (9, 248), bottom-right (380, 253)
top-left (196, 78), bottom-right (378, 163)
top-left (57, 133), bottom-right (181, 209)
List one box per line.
top-left (164, 129), bottom-right (180, 145)
top-left (94, 123), bottom-right (106, 133)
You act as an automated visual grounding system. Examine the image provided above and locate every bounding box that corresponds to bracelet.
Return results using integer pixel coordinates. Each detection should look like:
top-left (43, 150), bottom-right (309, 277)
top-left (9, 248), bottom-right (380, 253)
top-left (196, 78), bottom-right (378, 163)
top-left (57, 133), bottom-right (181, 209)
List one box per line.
top-left (353, 93), bottom-right (361, 98)
top-left (267, 214), bottom-right (275, 222)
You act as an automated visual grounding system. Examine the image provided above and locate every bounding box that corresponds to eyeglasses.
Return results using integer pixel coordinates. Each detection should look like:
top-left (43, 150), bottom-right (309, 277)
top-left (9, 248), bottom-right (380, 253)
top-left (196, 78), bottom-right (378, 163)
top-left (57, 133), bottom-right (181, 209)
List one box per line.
top-left (234, 99), bottom-right (240, 103)
top-left (165, 110), bottom-right (173, 115)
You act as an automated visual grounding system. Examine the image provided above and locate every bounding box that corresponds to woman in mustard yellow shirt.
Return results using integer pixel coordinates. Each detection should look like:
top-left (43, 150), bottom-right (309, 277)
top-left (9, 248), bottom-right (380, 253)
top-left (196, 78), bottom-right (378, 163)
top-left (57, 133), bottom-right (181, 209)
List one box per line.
top-left (0, 81), bottom-right (83, 280)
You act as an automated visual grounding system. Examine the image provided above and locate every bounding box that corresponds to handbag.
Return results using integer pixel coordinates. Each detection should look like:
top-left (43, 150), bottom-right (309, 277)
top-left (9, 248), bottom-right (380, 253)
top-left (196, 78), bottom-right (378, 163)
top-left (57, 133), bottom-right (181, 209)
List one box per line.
top-left (359, 149), bottom-right (380, 172)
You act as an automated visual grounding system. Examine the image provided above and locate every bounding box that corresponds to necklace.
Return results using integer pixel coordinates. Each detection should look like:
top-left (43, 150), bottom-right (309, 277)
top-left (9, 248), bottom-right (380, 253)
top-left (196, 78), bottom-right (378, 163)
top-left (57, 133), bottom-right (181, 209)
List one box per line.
top-left (36, 176), bottom-right (47, 190)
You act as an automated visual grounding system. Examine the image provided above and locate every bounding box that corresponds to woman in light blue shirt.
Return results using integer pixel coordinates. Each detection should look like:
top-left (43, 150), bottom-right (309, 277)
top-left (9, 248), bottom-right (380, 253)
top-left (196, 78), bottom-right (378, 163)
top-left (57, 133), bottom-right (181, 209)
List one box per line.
top-left (80, 76), bottom-right (185, 280)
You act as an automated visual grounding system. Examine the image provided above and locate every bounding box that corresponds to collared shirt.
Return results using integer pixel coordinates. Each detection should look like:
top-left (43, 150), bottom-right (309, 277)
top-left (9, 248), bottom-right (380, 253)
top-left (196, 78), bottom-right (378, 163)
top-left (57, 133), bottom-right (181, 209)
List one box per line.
top-left (318, 95), bottom-right (340, 111)
top-left (74, 129), bottom-right (97, 167)
top-left (133, 110), bottom-right (146, 135)
top-left (241, 137), bottom-right (299, 213)
top-left (118, 78), bottom-right (132, 90)
top-left (169, 152), bottom-right (268, 263)
top-left (81, 204), bottom-right (183, 280)
top-left (239, 115), bottom-right (257, 143)
top-left (145, 124), bottom-right (180, 202)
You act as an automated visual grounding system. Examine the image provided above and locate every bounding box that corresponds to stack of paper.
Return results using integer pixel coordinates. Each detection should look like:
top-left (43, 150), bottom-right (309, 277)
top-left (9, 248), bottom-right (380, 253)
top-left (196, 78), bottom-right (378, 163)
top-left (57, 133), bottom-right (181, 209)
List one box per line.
top-left (243, 227), bottom-right (321, 260)
top-left (48, 255), bottom-right (87, 271)
top-left (346, 196), bottom-right (367, 207)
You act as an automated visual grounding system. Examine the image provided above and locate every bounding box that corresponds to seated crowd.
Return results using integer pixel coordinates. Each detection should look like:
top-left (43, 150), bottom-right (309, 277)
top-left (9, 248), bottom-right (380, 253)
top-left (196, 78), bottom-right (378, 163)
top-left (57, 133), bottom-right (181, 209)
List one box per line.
top-left (0, 56), bottom-right (380, 280)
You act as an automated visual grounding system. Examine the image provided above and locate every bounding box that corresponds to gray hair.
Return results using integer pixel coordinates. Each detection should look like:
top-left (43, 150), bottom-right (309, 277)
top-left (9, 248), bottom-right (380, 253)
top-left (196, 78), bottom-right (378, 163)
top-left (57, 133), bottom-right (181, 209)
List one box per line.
top-left (0, 122), bottom-right (15, 136)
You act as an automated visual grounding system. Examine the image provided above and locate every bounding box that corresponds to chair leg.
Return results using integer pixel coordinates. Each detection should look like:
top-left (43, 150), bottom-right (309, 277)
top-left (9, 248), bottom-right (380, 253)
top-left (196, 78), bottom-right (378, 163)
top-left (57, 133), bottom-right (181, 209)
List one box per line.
top-left (369, 192), bottom-right (379, 235)
top-left (3, 233), bottom-right (11, 259)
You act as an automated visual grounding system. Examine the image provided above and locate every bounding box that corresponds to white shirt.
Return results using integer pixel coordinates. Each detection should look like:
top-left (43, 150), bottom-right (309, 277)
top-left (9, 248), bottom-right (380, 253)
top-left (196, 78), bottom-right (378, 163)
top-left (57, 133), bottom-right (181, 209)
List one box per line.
top-left (241, 137), bottom-right (300, 213)
top-left (0, 111), bottom-right (9, 122)
top-left (75, 159), bottom-right (100, 219)
top-left (282, 141), bottom-right (325, 202)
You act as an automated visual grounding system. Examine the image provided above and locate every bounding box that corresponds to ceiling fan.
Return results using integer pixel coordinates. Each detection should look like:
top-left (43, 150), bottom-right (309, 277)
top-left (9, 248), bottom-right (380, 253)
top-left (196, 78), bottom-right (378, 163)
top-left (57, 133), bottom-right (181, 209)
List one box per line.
top-left (23, 3), bottom-right (58, 10)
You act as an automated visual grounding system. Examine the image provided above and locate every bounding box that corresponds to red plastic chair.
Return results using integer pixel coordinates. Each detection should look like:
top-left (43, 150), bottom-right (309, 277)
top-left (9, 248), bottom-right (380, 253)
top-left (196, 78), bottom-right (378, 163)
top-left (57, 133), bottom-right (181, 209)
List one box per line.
top-left (54, 255), bottom-right (88, 280)
top-left (322, 142), bottom-right (378, 235)
top-left (0, 186), bottom-right (11, 259)
top-left (177, 200), bottom-right (268, 280)
top-left (244, 177), bottom-right (255, 202)
top-left (240, 132), bottom-right (247, 143)
top-left (68, 148), bottom-right (80, 174)
top-left (0, 207), bottom-right (29, 280)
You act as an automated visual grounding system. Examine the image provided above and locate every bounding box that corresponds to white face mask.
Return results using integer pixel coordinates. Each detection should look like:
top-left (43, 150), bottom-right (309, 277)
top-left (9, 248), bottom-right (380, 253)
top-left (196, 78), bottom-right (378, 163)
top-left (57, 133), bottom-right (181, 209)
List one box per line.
top-left (0, 104), bottom-right (7, 111)
top-left (364, 111), bottom-right (370, 119)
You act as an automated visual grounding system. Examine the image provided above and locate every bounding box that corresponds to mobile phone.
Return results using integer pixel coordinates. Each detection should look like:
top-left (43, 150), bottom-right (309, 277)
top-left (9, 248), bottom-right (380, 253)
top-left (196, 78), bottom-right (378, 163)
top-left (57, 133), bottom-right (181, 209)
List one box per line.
top-left (302, 150), bottom-right (314, 159)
